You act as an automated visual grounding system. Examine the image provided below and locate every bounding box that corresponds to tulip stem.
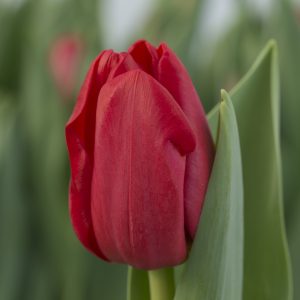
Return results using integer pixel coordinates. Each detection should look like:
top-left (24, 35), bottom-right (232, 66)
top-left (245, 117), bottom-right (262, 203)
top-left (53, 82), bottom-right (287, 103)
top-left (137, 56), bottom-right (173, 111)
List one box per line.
top-left (148, 268), bottom-right (175, 300)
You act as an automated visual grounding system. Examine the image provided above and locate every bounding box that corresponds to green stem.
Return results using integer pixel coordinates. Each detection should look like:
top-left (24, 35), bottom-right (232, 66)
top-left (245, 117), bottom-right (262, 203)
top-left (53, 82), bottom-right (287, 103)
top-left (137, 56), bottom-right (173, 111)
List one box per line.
top-left (148, 268), bottom-right (175, 300)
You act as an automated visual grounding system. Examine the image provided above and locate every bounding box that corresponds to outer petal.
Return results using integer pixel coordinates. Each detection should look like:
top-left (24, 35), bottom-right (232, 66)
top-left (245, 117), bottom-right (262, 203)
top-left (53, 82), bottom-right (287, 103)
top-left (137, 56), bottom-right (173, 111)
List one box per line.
top-left (156, 43), bottom-right (215, 239)
top-left (66, 51), bottom-right (139, 258)
top-left (91, 69), bottom-right (196, 269)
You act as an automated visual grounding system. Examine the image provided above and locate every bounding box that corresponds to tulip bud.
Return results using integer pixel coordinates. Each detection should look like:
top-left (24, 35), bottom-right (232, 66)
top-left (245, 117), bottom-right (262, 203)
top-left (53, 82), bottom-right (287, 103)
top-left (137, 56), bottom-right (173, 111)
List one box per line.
top-left (49, 34), bottom-right (84, 99)
top-left (66, 40), bottom-right (214, 269)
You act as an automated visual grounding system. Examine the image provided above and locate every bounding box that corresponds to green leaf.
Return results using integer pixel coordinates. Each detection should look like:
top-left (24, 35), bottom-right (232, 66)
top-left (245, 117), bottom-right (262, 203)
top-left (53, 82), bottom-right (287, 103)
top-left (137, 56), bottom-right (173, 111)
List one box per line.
top-left (0, 98), bottom-right (29, 300)
top-left (174, 90), bottom-right (243, 300)
top-left (272, 2), bottom-right (300, 298)
top-left (208, 40), bottom-right (292, 300)
top-left (288, 191), bottom-right (300, 299)
top-left (127, 267), bottom-right (150, 300)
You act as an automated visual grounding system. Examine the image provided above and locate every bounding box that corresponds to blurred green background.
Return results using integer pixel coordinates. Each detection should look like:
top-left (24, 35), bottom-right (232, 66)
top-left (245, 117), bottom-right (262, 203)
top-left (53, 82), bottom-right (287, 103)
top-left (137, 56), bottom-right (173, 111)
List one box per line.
top-left (0, 0), bottom-right (299, 299)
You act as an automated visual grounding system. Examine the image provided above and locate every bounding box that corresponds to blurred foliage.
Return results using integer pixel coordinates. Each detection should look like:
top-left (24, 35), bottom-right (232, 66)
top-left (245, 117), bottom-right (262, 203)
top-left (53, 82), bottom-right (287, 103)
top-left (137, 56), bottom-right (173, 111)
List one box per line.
top-left (0, 0), bottom-right (299, 299)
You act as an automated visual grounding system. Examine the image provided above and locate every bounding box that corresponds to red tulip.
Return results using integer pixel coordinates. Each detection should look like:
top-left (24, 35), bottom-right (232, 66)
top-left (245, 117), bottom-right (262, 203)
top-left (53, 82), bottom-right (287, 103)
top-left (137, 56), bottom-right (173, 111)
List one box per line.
top-left (49, 34), bottom-right (84, 99)
top-left (66, 40), bottom-right (214, 269)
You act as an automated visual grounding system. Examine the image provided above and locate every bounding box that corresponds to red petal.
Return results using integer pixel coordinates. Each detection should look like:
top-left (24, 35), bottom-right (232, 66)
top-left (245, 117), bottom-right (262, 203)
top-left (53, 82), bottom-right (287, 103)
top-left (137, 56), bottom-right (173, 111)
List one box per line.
top-left (66, 50), bottom-right (138, 259)
top-left (156, 43), bottom-right (215, 239)
top-left (91, 69), bottom-right (196, 269)
top-left (128, 40), bottom-right (159, 76)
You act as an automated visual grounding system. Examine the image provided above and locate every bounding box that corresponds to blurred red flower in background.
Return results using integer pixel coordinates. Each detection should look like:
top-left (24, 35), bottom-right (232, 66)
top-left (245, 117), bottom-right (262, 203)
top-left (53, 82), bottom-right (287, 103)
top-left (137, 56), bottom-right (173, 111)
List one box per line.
top-left (49, 34), bottom-right (84, 99)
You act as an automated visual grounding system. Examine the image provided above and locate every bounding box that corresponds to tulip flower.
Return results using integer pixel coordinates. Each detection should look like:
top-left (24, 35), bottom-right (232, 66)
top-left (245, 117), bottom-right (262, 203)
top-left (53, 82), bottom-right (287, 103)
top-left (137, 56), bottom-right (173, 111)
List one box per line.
top-left (49, 34), bottom-right (84, 99)
top-left (66, 40), bottom-right (214, 269)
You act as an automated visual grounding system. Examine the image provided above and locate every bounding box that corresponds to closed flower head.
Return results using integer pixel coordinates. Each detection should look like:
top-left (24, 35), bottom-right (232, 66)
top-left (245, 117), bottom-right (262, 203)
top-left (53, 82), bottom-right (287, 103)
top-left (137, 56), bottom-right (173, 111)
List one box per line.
top-left (66, 40), bottom-right (214, 270)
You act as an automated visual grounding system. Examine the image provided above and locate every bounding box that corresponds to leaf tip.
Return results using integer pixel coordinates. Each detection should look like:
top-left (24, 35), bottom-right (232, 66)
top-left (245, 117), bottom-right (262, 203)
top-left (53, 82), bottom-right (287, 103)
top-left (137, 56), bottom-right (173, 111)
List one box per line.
top-left (220, 89), bottom-right (230, 103)
top-left (266, 39), bottom-right (278, 56)
top-left (267, 39), bottom-right (277, 48)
